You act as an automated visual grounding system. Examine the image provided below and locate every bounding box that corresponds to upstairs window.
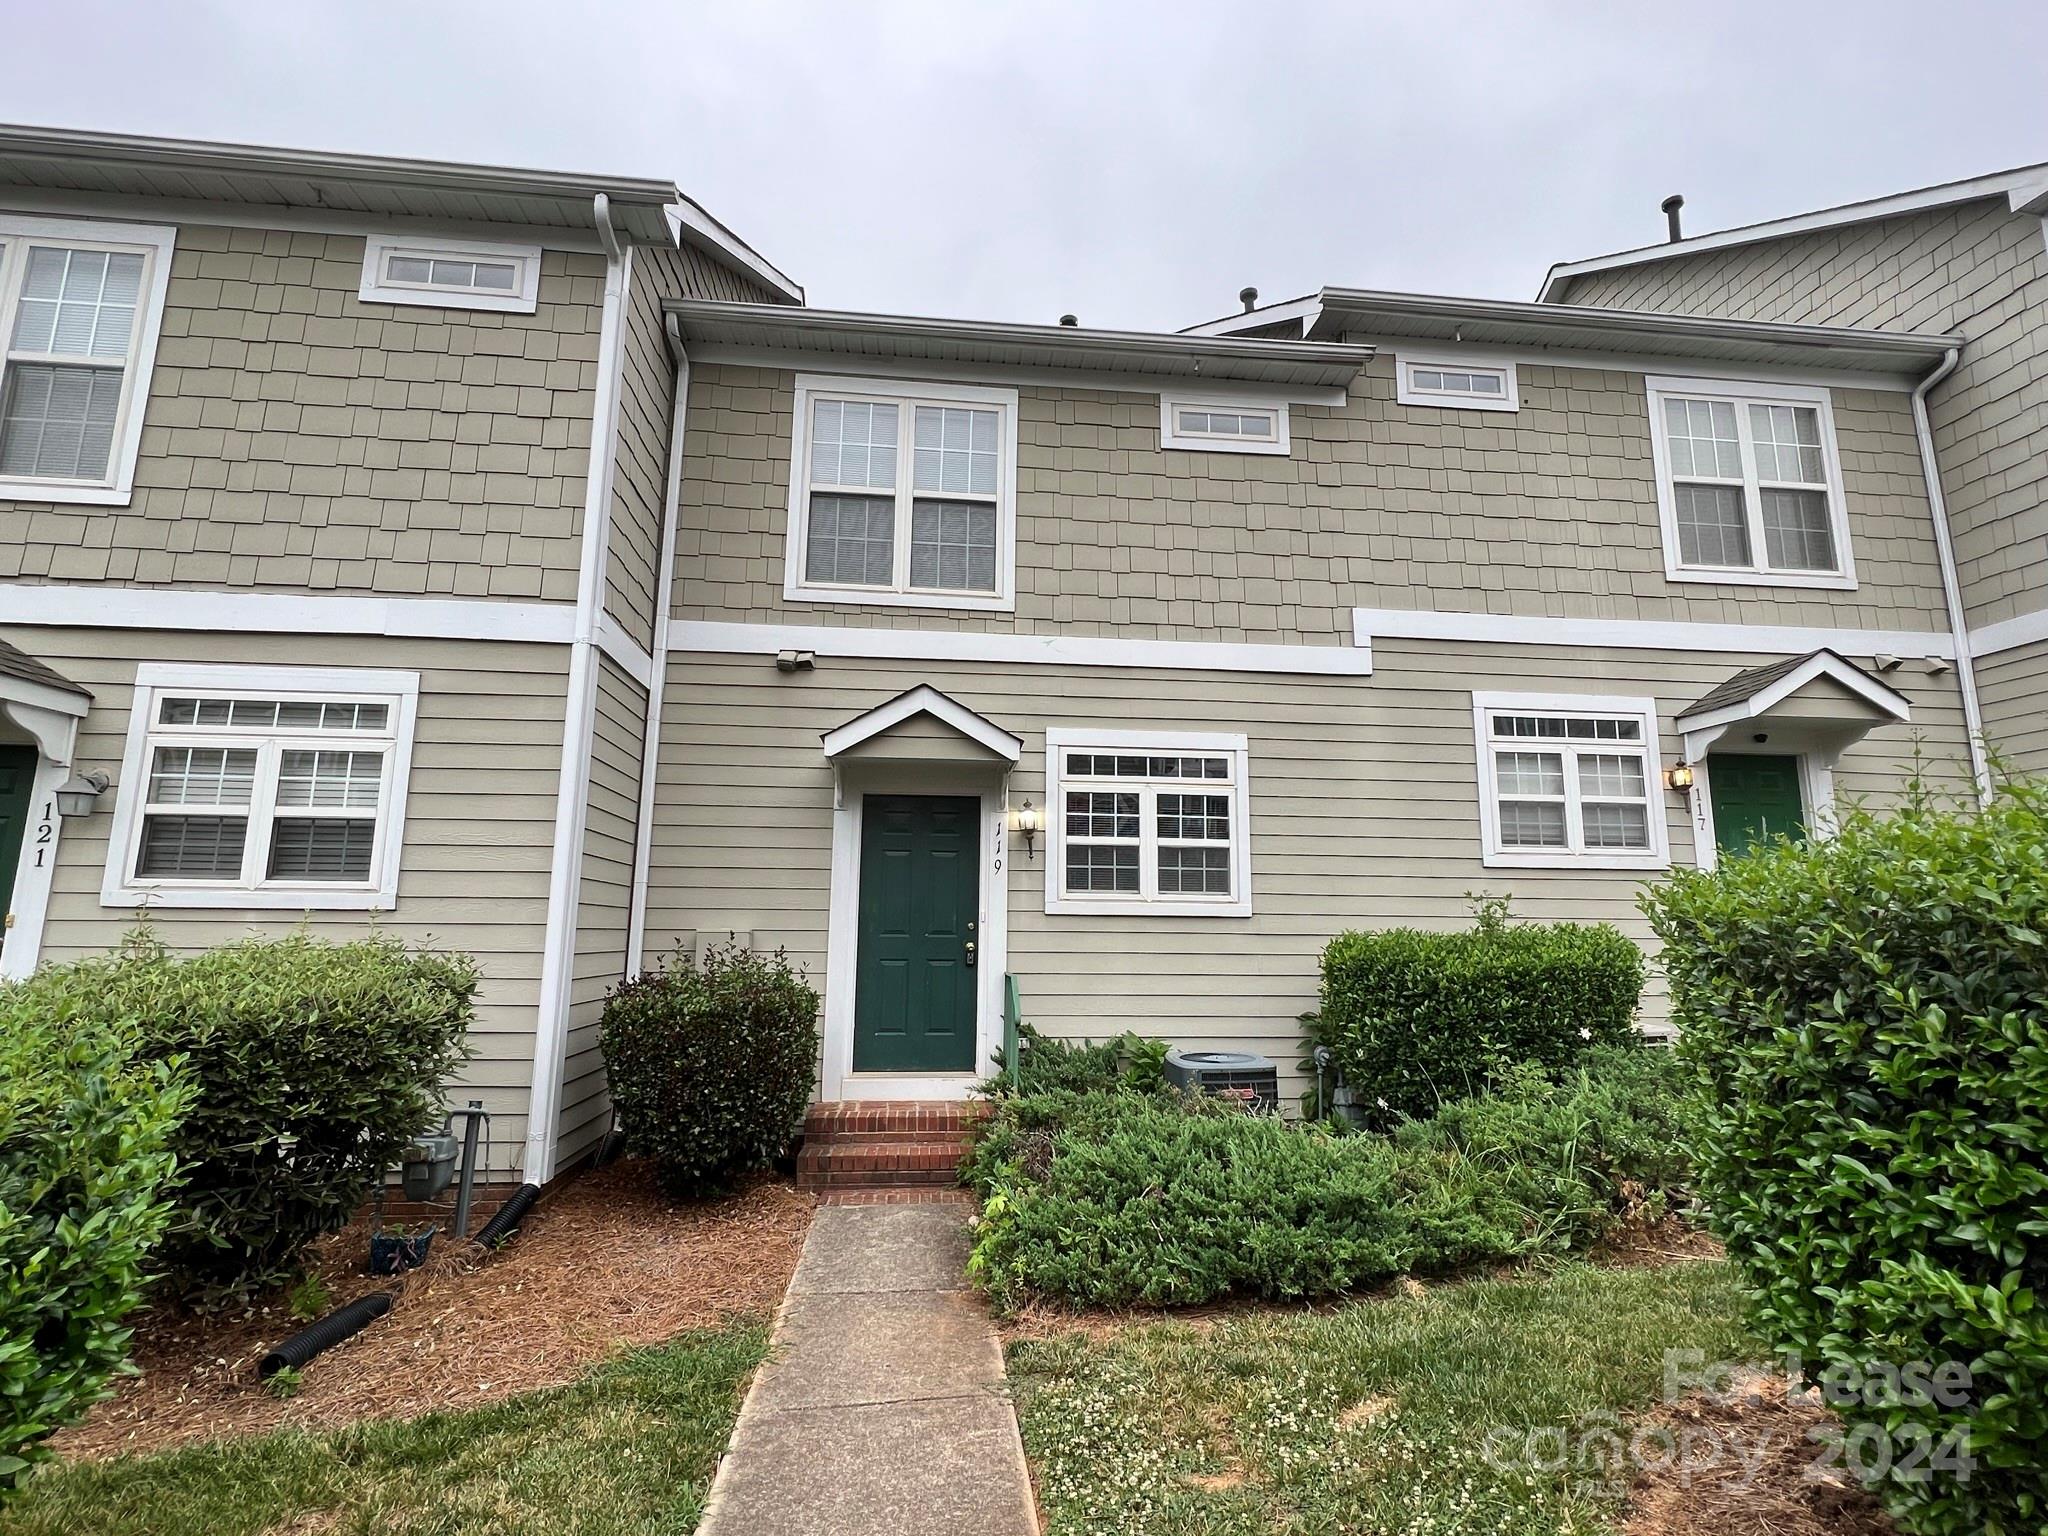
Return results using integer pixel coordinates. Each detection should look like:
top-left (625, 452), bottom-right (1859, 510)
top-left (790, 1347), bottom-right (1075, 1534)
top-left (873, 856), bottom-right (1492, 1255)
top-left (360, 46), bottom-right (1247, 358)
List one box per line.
top-left (786, 374), bottom-right (1017, 612)
top-left (1159, 394), bottom-right (1290, 453)
top-left (358, 234), bottom-right (541, 313)
top-left (1395, 351), bottom-right (1517, 412)
top-left (1648, 377), bottom-right (1854, 588)
top-left (0, 215), bottom-right (176, 505)
top-left (105, 664), bottom-right (419, 911)
top-left (1471, 693), bottom-right (1668, 871)
top-left (1044, 730), bottom-right (1253, 916)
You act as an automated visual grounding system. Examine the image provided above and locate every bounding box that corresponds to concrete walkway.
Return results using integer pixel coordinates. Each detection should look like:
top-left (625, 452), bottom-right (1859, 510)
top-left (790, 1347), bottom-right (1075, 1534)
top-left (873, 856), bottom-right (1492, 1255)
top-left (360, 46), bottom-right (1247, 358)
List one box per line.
top-left (698, 1203), bottom-right (1037, 1536)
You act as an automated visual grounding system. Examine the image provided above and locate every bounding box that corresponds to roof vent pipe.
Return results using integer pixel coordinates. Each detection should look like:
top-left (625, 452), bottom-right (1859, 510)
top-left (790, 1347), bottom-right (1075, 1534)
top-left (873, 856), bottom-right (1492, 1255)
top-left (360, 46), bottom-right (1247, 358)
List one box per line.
top-left (1661, 194), bottom-right (1685, 243)
top-left (1059, 313), bottom-right (1077, 327)
top-left (1239, 286), bottom-right (1259, 312)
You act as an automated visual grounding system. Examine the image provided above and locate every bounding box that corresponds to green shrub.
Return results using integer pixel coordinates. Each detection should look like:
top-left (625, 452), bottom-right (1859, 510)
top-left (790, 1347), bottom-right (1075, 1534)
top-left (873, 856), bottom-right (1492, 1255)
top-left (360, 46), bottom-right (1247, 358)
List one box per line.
top-left (3, 932), bottom-right (476, 1302)
top-left (965, 1047), bottom-right (1687, 1308)
top-left (0, 1005), bottom-right (191, 1493)
top-left (1314, 901), bottom-right (1644, 1124)
top-left (982, 1023), bottom-right (1168, 1098)
top-left (1645, 784), bottom-right (2048, 1536)
top-left (602, 941), bottom-right (819, 1197)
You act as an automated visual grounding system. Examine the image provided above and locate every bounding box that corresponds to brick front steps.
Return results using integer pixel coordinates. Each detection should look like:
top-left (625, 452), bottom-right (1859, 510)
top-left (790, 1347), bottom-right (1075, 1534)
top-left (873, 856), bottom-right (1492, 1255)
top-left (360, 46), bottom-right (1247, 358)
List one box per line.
top-left (796, 1101), bottom-right (985, 1194)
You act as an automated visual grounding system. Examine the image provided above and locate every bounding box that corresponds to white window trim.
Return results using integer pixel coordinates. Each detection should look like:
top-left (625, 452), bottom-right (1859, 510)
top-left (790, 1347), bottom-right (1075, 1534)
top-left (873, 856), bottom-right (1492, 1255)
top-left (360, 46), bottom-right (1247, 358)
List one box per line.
top-left (1043, 727), bottom-right (1253, 917)
top-left (358, 233), bottom-right (541, 314)
top-left (102, 663), bottom-right (420, 911)
top-left (784, 372), bottom-right (1019, 613)
top-left (0, 213), bottom-right (177, 506)
top-left (1394, 349), bottom-right (1519, 413)
top-left (1647, 374), bottom-right (1857, 591)
top-left (1158, 392), bottom-right (1292, 454)
top-left (1471, 691), bottom-right (1670, 872)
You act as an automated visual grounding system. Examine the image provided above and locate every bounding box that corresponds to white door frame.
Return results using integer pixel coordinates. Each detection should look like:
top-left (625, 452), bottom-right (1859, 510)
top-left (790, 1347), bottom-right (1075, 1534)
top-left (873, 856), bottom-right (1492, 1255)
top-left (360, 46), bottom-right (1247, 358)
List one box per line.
top-left (1686, 735), bottom-right (1839, 873)
top-left (1, 690), bottom-right (87, 981)
top-left (821, 775), bottom-right (1009, 1101)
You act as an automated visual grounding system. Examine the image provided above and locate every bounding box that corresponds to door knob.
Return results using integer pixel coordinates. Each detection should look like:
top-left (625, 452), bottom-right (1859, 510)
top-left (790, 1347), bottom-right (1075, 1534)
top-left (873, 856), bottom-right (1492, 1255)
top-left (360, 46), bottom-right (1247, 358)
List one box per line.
top-left (964, 940), bottom-right (977, 968)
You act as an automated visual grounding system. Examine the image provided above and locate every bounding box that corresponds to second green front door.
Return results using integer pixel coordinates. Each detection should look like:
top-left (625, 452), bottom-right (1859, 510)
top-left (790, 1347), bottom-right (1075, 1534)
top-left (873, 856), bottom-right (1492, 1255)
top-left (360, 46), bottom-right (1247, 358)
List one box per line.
top-left (852, 794), bottom-right (980, 1073)
top-left (1707, 753), bottom-right (1805, 858)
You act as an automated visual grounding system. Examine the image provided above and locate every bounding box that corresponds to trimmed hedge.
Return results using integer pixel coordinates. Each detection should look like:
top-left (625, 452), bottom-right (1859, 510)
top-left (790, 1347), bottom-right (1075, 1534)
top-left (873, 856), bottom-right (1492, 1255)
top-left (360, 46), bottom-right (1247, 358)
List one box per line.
top-left (2, 932), bottom-right (476, 1302)
top-left (964, 1046), bottom-right (1686, 1308)
top-left (1646, 784), bottom-right (2048, 1536)
top-left (602, 941), bottom-right (819, 1197)
top-left (1, 1004), bottom-right (191, 1493)
top-left (1313, 903), bottom-right (1645, 1123)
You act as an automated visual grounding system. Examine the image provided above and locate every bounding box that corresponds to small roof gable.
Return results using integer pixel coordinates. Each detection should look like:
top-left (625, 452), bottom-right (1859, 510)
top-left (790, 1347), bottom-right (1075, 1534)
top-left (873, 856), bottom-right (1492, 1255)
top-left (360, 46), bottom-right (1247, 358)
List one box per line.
top-left (1677, 649), bottom-right (1909, 729)
top-left (0, 638), bottom-right (89, 705)
top-left (821, 685), bottom-right (1021, 764)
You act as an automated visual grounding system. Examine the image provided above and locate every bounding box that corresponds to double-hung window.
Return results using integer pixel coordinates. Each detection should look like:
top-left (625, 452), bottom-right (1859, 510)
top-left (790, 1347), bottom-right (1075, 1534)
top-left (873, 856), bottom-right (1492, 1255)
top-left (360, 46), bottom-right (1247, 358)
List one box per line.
top-left (1044, 729), bottom-right (1252, 915)
top-left (105, 665), bottom-right (420, 910)
top-left (1471, 693), bottom-right (1668, 870)
top-left (786, 374), bottom-right (1018, 611)
top-left (0, 215), bottom-right (176, 504)
top-left (1648, 376), bottom-right (1853, 588)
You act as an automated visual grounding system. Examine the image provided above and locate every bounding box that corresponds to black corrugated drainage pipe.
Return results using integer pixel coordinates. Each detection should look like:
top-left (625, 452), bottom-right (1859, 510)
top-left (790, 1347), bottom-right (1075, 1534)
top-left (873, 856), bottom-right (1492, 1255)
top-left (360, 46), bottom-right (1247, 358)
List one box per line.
top-left (258, 1292), bottom-right (393, 1378)
top-left (473, 1182), bottom-right (542, 1249)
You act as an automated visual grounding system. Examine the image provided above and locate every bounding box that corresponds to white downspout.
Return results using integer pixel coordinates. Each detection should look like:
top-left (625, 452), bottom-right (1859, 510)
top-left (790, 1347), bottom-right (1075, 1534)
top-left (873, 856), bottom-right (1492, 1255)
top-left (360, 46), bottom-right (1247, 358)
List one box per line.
top-left (625, 317), bottom-right (689, 972)
top-left (1911, 347), bottom-right (1992, 805)
top-left (526, 194), bottom-right (632, 1182)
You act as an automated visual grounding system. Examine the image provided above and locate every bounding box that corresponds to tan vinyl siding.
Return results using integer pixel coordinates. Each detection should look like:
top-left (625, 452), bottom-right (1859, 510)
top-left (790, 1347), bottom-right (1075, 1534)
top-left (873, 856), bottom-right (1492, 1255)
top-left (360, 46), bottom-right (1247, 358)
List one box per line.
top-left (4, 625), bottom-right (567, 1171)
top-left (601, 256), bottom-right (677, 651)
top-left (1555, 200), bottom-right (2048, 628)
top-left (1976, 635), bottom-right (2048, 776)
top-left (558, 652), bottom-right (647, 1169)
top-left (674, 355), bottom-right (1949, 640)
top-left (644, 645), bottom-right (1970, 1095)
top-left (0, 224), bottom-right (605, 602)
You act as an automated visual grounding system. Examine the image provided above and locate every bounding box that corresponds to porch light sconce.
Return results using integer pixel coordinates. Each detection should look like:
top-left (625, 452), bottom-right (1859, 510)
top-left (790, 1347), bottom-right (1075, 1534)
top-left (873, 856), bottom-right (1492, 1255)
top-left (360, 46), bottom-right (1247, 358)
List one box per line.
top-left (1664, 764), bottom-right (1695, 792)
top-left (1015, 799), bottom-right (1041, 861)
top-left (55, 770), bottom-right (110, 817)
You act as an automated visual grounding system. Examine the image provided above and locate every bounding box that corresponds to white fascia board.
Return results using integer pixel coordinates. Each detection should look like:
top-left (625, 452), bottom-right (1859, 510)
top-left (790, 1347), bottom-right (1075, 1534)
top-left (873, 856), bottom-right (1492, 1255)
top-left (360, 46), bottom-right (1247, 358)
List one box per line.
top-left (1178, 294), bottom-right (1325, 338)
top-left (1354, 607), bottom-right (1955, 660)
top-left (821, 684), bottom-right (1023, 763)
top-left (670, 199), bottom-right (802, 303)
top-left (670, 620), bottom-right (1374, 676)
top-left (0, 583), bottom-right (577, 644)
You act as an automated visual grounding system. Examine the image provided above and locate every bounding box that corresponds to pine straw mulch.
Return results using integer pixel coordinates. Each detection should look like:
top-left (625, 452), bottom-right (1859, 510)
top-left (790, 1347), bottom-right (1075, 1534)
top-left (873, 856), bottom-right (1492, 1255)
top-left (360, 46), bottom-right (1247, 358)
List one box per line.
top-left (52, 1159), bottom-right (813, 1462)
top-left (1622, 1370), bottom-right (1899, 1536)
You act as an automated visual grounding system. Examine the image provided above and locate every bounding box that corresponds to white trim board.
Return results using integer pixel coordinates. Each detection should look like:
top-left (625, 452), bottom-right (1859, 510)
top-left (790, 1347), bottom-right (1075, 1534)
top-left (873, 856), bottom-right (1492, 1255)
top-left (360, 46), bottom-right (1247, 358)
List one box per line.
top-left (594, 613), bottom-right (655, 692)
top-left (1353, 608), bottom-right (1955, 660)
top-left (670, 620), bottom-right (1374, 676)
top-left (0, 583), bottom-right (578, 644)
top-left (1968, 607), bottom-right (2048, 659)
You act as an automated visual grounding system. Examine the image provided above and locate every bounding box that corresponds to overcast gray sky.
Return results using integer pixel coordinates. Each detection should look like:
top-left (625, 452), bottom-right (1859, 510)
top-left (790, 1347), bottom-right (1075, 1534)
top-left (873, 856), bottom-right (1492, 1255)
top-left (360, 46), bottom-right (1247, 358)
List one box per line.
top-left (8, 2), bottom-right (2045, 329)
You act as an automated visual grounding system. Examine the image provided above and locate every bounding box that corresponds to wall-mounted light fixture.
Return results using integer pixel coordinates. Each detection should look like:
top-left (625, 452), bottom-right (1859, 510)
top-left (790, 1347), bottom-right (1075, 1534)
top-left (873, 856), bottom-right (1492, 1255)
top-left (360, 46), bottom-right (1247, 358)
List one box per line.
top-left (55, 770), bottom-right (110, 817)
top-left (1015, 798), bottom-right (1041, 861)
top-left (1665, 764), bottom-right (1695, 792)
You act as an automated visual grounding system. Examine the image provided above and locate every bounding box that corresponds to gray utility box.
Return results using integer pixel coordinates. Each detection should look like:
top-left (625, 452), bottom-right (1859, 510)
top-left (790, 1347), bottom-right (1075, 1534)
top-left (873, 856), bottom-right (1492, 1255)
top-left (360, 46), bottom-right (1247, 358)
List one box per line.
top-left (1162, 1048), bottom-right (1280, 1113)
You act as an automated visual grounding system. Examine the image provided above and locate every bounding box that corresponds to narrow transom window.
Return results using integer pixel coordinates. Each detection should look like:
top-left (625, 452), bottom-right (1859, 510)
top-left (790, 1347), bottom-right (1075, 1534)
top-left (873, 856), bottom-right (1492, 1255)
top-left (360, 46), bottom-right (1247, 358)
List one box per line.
top-left (358, 235), bottom-right (541, 314)
top-left (1395, 352), bottom-right (1518, 413)
top-left (1159, 394), bottom-right (1291, 454)
top-left (787, 375), bottom-right (1017, 611)
top-left (1044, 731), bottom-right (1253, 916)
top-left (106, 665), bottom-right (420, 910)
top-left (1648, 377), bottom-right (1853, 588)
top-left (1471, 694), bottom-right (1668, 870)
top-left (0, 215), bottom-right (176, 503)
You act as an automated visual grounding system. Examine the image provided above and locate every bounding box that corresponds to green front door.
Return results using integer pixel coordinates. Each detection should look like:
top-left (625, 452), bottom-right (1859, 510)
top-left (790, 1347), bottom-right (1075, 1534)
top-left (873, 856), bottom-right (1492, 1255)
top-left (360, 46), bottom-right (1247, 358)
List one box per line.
top-left (1707, 753), bottom-right (1805, 858)
top-left (0, 745), bottom-right (38, 972)
top-left (853, 794), bottom-right (979, 1073)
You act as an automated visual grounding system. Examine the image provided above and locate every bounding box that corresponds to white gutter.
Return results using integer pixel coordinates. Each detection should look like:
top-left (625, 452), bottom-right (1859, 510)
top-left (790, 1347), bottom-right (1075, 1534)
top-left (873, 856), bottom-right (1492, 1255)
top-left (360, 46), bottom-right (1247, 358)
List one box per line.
top-left (625, 318), bottom-right (690, 972)
top-left (1912, 347), bottom-right (1992, 805)
top-left (525, 193), bottom-right (632, 1182)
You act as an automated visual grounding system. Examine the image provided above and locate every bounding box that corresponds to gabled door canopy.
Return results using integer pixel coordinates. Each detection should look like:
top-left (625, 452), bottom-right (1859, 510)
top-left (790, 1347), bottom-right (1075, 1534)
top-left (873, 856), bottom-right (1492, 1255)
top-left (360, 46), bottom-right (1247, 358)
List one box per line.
top-left (1676, 648), bottom-right (1909, 762)
top-left (821, 684), bottom-right (1023, 764)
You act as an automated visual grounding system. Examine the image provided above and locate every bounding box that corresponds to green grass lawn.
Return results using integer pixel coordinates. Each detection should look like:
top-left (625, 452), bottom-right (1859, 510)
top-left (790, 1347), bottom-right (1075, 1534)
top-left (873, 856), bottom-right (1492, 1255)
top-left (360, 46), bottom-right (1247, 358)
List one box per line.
top-left (1008, 1261), bottom-right (1751, 1536)
top-left (3, 1322), bottom-right (767, 1536)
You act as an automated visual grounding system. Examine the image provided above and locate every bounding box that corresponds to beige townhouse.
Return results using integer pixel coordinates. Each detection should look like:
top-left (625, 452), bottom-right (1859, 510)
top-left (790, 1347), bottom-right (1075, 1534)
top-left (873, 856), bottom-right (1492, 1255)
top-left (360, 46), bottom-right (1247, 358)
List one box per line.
top-left (1541, 162), bottom-right (2048, 781)
top-left (0, 124), bottom-right (2006, 1176)
top-left (0, 125), bottom-right (800, 1181)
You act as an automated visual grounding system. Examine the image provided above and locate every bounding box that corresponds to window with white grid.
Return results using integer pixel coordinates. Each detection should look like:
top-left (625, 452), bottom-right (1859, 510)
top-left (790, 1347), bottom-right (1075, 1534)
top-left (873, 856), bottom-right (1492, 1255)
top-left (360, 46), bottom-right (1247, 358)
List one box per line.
top-left (358, 234), bottom-right (540, 313)
top-left (1044, 730), bottom-right (1252, 915)
top-left (787, 375), bottom-right (1017, 611)
top-left (1395, 351), bottom-right (1518, 413)
top-left (1159, 393), bottom-right (1291, 453)
top-left (1471, 694), bottom-right (1668, 870)
top-left (0, 216), bottom-right (175, 503)
top-left (106, 666), bottom-right (419, 909)
top-left (1648, 377), bottom-right (1852, 588)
